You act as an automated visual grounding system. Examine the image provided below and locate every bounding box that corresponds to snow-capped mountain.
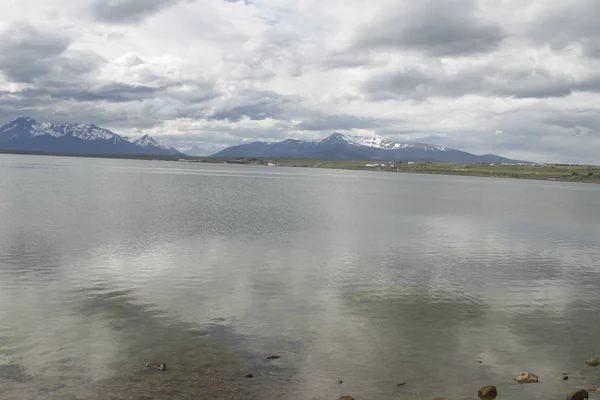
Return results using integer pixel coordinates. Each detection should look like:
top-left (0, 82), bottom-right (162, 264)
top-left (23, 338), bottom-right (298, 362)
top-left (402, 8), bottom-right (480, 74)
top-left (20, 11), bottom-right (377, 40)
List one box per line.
top-left (345, 134), bottom-right (448, 151)
top-left (0, 117), bottom-right (183, 156)
top-left (212, 132), bottom-right (531, 163)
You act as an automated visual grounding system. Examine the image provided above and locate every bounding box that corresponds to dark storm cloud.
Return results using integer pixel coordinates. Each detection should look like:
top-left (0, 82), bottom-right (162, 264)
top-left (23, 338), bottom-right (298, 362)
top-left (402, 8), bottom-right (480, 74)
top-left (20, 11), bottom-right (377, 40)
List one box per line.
top-left (89, 0), bottom-right (183, 24)
top-left (353, 0), bottom-right (505, 56)
top-left (363, 64), bottom-right (600, 101)
top-left (0, 22), bottom-right (71, 83)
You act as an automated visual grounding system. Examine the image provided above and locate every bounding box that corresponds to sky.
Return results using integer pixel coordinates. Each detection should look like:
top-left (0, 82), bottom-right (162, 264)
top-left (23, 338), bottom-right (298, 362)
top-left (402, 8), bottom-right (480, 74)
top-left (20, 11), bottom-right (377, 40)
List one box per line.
top-left (1, 0), bottom-right (599, 163)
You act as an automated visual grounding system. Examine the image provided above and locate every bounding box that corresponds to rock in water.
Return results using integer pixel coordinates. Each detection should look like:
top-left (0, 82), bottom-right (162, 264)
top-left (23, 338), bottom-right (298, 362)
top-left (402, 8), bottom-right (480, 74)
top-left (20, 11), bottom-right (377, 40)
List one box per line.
top-left (477, 385), bottom-right (498, 399)
top-left (144, 362), bottom-right (166, 371)
top-left (514, 372), bottom-right (539, 384)
top-left (585, 358), bottom-right (599, 367)
top-left (566, 389), bottom-right (589, 400)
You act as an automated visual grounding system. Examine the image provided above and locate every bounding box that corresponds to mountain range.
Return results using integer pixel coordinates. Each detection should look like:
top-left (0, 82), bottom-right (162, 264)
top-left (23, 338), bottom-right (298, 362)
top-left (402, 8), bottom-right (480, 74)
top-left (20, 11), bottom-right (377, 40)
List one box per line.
top-left (0, 117), bottom-right (532, 163)
top-left (212, 133), bottom-right (532, 163)
top-left (0, 117), bottom-right (183, 156)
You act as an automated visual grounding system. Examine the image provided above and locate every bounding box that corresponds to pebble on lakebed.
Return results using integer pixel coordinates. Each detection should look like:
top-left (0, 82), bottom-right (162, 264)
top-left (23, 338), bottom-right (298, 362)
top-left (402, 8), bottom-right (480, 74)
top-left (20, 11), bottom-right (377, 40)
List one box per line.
top-left (514, 372), bottom-right (539, 384)
top-left (477, 385), bottom-right (498, 399)
top-left (585, 358), bottom-right (599, 367)
top-left (144, 362), bottom-right (166, 371)
top-left (566, 389), bottom-right (589, 400)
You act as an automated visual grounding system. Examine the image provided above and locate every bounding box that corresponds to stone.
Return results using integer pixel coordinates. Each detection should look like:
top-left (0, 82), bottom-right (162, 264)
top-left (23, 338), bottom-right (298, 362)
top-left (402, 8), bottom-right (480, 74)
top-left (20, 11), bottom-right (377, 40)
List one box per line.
top-left (266, 355), bottom-right (281, 360)
top-left (585, 358), bottom-right (599, 367)
top-left (244, 374), bottom-right (253, 378)
top-left (338, 380), bottom-right (343, 384)
top-left (144, 362), bottom-right (166, 371)
top-left (514, 372), bottom-right (539, 384)
top-left (563, 375), bottom-right (569, 380)
top-left (477, 385), bottom-right (498, 399)
top-left (566, 389), bottom-right (589, 400)
top-left (340, 397), bottom-right (355, 400)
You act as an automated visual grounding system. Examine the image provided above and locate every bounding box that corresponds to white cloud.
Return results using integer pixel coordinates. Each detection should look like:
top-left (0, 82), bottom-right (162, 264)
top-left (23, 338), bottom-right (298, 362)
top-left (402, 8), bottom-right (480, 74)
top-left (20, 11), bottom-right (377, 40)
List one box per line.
top-left (1, 0), bottom-right (600, 163)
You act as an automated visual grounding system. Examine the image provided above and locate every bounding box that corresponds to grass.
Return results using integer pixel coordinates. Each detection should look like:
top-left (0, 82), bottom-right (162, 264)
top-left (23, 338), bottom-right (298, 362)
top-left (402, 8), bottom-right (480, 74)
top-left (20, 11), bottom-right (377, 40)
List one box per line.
top-left (200, 157), bottom-right (600, 184)
top-left (2, 150), bottom-right (599, 184)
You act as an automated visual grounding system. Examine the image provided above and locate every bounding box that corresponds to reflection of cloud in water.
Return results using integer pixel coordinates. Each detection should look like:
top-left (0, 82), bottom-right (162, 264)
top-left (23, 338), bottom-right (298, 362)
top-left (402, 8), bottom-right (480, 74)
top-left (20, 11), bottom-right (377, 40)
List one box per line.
top-left (1, 285), bottom-right (283, 399)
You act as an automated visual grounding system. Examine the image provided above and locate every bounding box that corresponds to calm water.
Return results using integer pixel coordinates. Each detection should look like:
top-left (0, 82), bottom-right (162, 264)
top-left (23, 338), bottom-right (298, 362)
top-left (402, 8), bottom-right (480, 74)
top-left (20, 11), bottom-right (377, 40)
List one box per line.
top-left (1, 154), bottom-right (599, 400)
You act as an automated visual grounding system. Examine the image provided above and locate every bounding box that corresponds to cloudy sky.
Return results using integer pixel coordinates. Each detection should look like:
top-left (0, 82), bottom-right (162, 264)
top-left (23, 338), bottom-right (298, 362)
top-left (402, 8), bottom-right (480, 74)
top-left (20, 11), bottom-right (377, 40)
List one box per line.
top-left (1, 0), bottom-right (599, 163)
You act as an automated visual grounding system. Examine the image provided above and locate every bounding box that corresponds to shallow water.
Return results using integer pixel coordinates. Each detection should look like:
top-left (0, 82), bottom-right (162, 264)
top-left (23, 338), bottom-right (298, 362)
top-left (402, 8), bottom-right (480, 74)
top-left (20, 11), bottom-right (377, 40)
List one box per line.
top-left (1, 154), bottom-right (599, 399)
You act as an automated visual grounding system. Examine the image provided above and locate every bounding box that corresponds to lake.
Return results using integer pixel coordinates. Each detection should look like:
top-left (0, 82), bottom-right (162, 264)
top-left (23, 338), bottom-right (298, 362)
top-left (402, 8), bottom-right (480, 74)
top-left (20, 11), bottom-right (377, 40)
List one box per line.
top-left (1, 154), bottom-right (599, 400)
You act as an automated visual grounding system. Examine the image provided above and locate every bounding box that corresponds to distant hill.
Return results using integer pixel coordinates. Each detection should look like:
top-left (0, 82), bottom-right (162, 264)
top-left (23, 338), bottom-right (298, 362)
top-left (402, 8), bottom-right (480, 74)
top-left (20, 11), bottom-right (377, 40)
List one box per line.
top-left (0, 117), bottom-right (183, 156)
top-left (211, 133), bottom-right (533, 163)
top-left (182, 143), bottom-right (228, 157)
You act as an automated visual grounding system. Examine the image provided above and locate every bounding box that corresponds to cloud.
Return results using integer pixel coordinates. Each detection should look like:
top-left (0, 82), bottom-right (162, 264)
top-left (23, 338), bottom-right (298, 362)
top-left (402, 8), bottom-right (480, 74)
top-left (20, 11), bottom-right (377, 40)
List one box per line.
top-left (362, 57), bottom-right (600, 101)
top-left (352, 0), bottom-right (505, 56)
top-left (525, 0), bottom-right (600, 58)
top-left (88, 0), bottom-right (183, 25)
top-left (0, 21), bottom-right (71, 82)
top-left (294, 114), bottom-right (388, 131)
top-left (1, 0), bottom-right (600, 164)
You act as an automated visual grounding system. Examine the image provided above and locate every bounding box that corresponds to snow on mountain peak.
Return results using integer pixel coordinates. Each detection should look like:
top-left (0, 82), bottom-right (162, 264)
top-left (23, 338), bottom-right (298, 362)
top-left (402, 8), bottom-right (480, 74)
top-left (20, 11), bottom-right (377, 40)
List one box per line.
top-left (133, 134), bottom-right (161, 147)
top-left (0, 116), bottom-right (184, 156)
top-left (318, 132), bottom-right (358, 146)
top-left (322, 133), bottom-right (450, 152)
top-left (1, 117), bottom-right (126, 143)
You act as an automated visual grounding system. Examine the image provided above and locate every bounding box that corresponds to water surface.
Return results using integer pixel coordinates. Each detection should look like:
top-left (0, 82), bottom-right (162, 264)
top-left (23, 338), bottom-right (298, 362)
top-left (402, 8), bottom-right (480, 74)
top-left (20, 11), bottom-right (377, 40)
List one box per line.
top-left (1, 154), bottom-right (599, 399)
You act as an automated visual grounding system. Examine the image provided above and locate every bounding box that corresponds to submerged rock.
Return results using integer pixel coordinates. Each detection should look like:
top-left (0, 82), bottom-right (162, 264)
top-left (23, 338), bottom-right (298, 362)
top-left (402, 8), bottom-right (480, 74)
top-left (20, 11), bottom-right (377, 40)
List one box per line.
top-left (585, 358), bottom-right (599, 367)
top-left (144, 362), bottom-right (166, 371)
top-left (514, 372), bottom-right (539, 384)
top-left (477, 385), bottom-right (498, 399)
top-left (566, 389), bottom-right (589, 400)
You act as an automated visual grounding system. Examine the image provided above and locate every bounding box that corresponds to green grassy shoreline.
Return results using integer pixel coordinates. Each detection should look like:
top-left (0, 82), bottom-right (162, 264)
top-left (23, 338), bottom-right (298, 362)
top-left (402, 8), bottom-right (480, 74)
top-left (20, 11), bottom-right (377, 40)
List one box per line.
top-left (2, 150), bottom-right (599, 184)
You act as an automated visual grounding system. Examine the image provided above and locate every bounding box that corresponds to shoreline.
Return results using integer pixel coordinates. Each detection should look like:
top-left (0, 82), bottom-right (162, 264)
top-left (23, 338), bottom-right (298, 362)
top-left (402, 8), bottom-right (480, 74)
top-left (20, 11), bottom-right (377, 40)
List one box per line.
top-left (2, 150), bottom-right (599, 185)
